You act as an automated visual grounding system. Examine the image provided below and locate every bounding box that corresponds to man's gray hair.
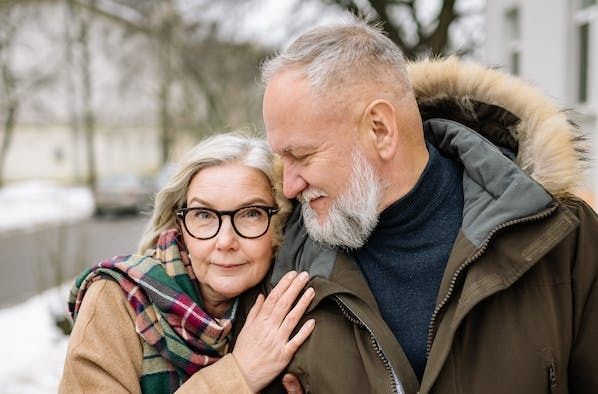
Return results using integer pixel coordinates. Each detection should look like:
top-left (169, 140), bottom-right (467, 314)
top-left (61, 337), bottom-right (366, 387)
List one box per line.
top-left (261, 16), bottom-right (411, 94)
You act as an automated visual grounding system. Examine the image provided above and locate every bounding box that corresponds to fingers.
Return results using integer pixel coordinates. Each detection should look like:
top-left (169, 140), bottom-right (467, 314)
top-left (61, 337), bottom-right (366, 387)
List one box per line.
top-left (279, 287), bottom-right (315, 338)
top-left (282, 373), bottom-right (305, 394)
top-left (259, 270), bottom-right (298, 317)
top-left (285, 318), bottom-right (315, 355)
top-left (232, 270), bottom-right (314, 392)
top-left (269, 271), bottom-right (310, 322)
top-left (245, 293), bottom-right (265, 324)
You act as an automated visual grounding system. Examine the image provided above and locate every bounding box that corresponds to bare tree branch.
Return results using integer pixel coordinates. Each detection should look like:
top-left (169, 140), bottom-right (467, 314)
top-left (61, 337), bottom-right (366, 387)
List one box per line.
top-left (428, 0), bottom-right (457, 56)
top-left (326, 0), bottom-right (476, 59)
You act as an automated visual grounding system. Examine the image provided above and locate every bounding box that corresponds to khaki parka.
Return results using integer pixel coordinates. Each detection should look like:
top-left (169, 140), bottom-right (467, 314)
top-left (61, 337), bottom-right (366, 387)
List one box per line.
top-left (258, 58), bottom-right (598, 394)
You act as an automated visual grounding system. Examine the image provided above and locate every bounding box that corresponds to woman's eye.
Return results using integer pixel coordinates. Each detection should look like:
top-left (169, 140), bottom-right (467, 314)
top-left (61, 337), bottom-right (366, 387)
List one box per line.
top-left (193, 210), bottom-right (213, 220)
top-left (240, 208), bottom-right (265, 219)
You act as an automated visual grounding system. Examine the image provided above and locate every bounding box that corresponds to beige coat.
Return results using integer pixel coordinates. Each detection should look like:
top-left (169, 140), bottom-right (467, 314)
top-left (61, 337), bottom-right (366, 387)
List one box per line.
top-left (59, 279), bottom-right (253, 393)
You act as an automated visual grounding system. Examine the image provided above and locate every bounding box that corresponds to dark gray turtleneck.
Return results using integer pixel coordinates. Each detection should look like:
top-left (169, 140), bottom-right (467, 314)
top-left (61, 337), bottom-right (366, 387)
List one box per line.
top-left (352, 142), bottom-right (464, 381)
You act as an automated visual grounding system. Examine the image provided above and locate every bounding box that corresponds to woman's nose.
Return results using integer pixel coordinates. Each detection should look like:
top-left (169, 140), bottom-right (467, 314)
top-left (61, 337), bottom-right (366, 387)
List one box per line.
top-left (214, 216), bottom-right (238, 249)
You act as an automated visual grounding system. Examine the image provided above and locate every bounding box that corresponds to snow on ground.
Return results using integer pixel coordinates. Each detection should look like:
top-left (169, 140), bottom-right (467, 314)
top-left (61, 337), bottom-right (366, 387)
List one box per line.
top-left (0, 181), bottom-right (93, 393)
top-left (0, 284), bottom-right (71, 393)
top-left (0, 180), bottom-right (94, 233)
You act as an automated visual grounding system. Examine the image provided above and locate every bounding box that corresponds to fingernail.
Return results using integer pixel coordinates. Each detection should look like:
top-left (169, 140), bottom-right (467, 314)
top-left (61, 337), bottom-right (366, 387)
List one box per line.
top-left (306, 287), bottom-right (315, 297)
top-left (298, 271), bottom-right (310, 281)
top-left (287, 270), bottom-right (298, 279)
top-left (307, 319), bottom-right (315, 327)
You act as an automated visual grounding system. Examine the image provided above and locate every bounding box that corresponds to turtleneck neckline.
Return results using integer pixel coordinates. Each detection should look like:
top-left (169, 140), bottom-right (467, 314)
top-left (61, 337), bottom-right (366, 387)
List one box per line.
top-left (375, 142), bottom-right (460, 232)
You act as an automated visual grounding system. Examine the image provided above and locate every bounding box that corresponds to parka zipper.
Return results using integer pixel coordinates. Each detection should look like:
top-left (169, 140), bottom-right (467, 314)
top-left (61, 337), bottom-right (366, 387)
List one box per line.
top-left (333, 295), bottom-right (405, 394)
top-left (425, 202), bottom-right (559, 356)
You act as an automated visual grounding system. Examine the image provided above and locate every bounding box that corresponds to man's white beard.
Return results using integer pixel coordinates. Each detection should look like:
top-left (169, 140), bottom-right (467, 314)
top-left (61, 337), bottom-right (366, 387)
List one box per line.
top-left (299, 149), bottom-right (382, 249)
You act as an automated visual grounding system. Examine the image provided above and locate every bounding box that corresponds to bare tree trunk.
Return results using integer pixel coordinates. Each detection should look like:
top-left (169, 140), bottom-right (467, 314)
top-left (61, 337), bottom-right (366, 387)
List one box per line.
top-left (368, 0), bottom-right (415, 58)
top-left (158, 72), bottom-right (172, 165)
top-left (428, 0), bottom-right (457, 56)
top-left (0, 3), bottom-right (56, 187)
top-left (65, 0), bottom-right (82, 183)
top-left (77, 4), bottom-right (97, 188)
top-left (156, 13), bottom-right (176, 166)
top-left (0, 99), bottom-right (17, 188)
top-left (0, 7), bottom-right (17, 188)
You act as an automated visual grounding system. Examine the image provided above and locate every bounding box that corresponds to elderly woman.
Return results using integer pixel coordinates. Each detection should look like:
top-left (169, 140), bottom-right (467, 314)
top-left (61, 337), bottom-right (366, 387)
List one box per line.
top-left (59, 132), bottom-right (315, 394)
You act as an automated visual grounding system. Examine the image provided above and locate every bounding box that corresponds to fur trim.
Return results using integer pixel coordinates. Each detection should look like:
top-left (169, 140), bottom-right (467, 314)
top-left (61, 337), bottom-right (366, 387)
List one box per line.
top-left (407, 57), bottom-right (589, 197)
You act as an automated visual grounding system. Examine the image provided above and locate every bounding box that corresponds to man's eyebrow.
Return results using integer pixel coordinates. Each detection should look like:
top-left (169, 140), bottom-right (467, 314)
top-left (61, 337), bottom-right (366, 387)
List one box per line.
top-left (281, 144), bottom-right (316, 155)
top-left (279, 144), bottom-right (298, 154)
top-left (274, 146), bottom-right (295, 156)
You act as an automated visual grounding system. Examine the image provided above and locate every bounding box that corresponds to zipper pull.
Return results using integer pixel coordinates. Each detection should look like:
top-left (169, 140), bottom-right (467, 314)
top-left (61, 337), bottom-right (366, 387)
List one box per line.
top-left (548, 362), bottom-right (557, 392)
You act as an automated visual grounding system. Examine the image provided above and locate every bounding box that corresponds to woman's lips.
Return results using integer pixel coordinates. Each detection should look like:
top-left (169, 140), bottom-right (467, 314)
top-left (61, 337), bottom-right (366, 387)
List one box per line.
top-left (212, 262), bottom-right (246, 269)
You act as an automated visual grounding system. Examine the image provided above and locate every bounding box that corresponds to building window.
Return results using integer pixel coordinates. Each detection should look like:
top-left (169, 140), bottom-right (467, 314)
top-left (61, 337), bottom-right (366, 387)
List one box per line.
top-left (505, 7), bottom-right (521, 75)
top-left (578, 23), bottom-right (589, 103)
top-left (574, 0), bottom-right (596, 104)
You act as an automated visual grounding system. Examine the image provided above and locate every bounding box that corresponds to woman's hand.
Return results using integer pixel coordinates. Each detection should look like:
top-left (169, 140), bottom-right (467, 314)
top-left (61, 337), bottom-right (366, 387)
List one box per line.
top-left (232, 270), bottom-right (315, 393)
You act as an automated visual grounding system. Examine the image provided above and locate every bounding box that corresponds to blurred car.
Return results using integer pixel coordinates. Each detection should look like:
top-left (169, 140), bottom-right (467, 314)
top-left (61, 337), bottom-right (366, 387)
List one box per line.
top-left (93, 174), bottom-right (155, 216)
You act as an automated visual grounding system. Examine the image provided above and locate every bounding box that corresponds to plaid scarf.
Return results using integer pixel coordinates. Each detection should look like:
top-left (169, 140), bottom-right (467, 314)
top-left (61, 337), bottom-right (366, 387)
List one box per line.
top-left (68, 229), bottom-right (237, 393)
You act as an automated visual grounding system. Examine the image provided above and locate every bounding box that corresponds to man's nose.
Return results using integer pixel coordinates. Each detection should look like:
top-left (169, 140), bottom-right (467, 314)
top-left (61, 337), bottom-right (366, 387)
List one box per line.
top-left (282, 162), bottom-right (308, 199)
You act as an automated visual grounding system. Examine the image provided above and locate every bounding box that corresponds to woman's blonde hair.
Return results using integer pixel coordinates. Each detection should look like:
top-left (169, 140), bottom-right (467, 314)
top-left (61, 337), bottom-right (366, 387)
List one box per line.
top-left (138, 131), bottom-right (291, 254)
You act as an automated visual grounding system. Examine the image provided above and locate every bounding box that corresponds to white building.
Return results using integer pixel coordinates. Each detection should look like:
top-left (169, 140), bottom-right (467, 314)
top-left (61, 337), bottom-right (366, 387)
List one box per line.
top-left (1, 3), bottom-right (165, 186)
top-left (484, 0), bottom-right (598, 207)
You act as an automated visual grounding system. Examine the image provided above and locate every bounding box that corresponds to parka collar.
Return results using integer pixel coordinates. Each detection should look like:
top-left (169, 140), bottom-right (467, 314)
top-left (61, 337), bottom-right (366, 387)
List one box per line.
top-left (408, 57), bottom-right (588, 199)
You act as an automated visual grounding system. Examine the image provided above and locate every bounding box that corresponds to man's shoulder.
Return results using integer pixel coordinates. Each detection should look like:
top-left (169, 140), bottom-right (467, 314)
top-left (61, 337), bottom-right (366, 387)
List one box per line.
top-left (559, 195), bottom-right (598, 220)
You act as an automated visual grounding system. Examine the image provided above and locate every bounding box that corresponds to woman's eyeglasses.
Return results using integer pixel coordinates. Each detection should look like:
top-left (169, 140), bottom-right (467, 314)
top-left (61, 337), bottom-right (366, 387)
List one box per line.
top-left (176, 205), bottom-right (279, 240)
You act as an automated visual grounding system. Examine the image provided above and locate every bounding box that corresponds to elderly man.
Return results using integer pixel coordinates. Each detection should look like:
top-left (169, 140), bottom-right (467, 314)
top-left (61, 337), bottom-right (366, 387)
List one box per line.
top-left (260, 18), bottom-right (598, 394)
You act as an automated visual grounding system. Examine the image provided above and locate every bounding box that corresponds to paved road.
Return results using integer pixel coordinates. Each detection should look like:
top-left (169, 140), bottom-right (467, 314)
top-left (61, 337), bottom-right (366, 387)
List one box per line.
top-left (0, 215), bottom-right (150, 307)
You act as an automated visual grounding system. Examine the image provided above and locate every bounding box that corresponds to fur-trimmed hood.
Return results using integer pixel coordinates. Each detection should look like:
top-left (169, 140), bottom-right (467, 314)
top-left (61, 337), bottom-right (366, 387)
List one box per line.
top-left (407, 57), bottom-right (589, 198)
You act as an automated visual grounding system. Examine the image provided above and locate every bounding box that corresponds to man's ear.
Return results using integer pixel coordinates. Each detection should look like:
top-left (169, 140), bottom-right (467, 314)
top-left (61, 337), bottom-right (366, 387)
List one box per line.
top-left (361, 99), bottom-right (398, 161)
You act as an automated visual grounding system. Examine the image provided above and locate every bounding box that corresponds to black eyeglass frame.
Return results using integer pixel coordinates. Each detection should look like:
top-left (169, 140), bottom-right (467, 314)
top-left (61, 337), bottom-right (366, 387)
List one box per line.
top-left (175, 205), bottom-right (279, 240)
